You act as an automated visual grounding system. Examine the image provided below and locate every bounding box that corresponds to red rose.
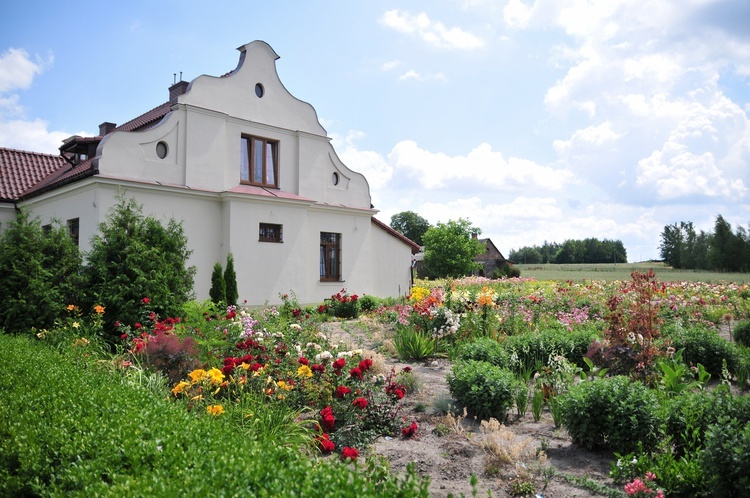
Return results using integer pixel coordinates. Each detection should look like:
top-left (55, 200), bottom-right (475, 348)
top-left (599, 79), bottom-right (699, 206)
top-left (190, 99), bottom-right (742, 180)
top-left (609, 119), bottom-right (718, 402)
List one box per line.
top-left (298, 357), bottom-right (309, 365)
top-left (358, 358), bottom-right (373, 371)
top-left (349, 367), bottom-right (363, 380)
top-left (311, 363), bottom-right (326, 373)
top-left (401, 421), bottom-right (419, 438)
top-left (352, 397), bottom-right (368, 409)
top-left (332, 358), bottom-right (346, 371)
top-left (142, 297), bottom-right (150, 305)
top-left (320, 406), bottom-right (336, 432)
top-left (335, 385), bottom-right (352, 398)
top-left (316, 433), bottom-right (335, 453)
top-left (341, 447), bottom-right (359, 462)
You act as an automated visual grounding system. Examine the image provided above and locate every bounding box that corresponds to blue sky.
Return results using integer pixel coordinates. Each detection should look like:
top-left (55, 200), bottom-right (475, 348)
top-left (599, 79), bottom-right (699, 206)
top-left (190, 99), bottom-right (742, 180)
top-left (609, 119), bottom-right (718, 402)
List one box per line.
top-left (1, 0), bottom-right (749, 262)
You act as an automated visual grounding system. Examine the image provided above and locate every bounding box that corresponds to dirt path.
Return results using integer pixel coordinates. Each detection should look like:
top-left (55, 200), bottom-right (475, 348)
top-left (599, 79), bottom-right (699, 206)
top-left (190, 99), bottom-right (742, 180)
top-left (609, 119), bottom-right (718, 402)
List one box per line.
top-left (321, 319), bottom-right (618, 498)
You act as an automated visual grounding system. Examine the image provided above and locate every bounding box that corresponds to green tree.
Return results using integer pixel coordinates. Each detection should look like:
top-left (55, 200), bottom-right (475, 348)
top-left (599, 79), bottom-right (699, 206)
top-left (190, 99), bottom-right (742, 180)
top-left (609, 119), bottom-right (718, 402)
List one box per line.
top-left (390, 211), bottom-right (431, 246)
top-left (83, 195), bottom-right (195, 332)
top-left (0, 211), bottom-right (83, 334)
top-left (210, 262), bottom-right (226, 304)
top-left (660, 223), bottom-right (684, 267)
top-left (422, 218), bottom-right (484, 278)
top-left (224, 253), bottom-right (238, 306)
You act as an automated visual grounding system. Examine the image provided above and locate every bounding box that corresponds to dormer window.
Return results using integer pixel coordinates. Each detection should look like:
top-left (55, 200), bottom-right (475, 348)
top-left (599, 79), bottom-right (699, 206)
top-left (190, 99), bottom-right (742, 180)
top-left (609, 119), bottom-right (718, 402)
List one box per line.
top-left (240, 135), bottom-right (278, 188)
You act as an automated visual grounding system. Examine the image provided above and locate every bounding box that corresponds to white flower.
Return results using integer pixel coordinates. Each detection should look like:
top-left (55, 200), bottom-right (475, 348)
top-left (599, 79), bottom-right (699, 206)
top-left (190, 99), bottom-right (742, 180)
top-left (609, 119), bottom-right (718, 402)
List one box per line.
top-left (290, 323), bottom-right (302, 330)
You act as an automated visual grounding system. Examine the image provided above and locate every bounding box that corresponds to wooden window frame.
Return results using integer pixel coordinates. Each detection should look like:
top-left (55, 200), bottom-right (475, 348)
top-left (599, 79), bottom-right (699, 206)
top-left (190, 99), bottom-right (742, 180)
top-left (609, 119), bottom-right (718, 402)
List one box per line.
top-left (240, 135), bottom-right (279, 188)
top-left (259, 223), bottom-right (283, 243)
top-left (320, 232), bottom-right (341, 282)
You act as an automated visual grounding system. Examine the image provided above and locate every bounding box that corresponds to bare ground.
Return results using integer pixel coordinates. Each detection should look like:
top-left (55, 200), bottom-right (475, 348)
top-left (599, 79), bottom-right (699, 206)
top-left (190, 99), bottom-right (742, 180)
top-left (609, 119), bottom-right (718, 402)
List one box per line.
top-left (321, 318), bottom-right (622, 498)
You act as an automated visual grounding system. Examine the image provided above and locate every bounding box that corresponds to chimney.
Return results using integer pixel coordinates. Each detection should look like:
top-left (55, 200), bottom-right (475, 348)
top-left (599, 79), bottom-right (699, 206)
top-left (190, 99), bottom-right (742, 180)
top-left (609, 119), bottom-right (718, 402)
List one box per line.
top-left (169, 81), bottom-right (189, 104)
top-left (471, 232), bottom-right (478, 239)
top-left (99, 122), bottom-right (116, 136)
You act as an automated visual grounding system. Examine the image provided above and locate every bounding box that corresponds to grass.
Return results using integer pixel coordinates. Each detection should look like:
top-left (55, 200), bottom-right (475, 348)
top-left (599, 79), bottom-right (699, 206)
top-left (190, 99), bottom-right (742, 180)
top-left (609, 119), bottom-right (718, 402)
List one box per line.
top-left (516, 262), bottom-right (750, 283)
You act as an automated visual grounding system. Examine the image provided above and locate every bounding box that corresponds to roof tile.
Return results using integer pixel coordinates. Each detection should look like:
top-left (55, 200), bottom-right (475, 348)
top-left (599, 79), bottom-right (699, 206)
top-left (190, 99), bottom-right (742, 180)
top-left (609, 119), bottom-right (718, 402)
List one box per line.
top-left (0, 148), bottom-right (68, 201)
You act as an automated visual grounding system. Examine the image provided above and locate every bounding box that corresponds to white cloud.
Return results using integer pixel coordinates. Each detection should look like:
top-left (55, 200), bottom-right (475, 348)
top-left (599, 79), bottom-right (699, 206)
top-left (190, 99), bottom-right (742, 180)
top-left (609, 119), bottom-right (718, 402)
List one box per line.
top-left (332, 130), bottom-right (393, 191)
top-left (0, 118), bottom-right (79, 154)
top-left (380, 9), bottom-right (485, 50)
top-left (553, 121), bottom-right (622, 156)
top-left (398, 70), bottom-right (446, 81)
top-left (388, 140), bottom-right (575, 191)
top-left (0, 48), bottom-right (50, 94)
top-left (382, 60), bottom-right (403, 71)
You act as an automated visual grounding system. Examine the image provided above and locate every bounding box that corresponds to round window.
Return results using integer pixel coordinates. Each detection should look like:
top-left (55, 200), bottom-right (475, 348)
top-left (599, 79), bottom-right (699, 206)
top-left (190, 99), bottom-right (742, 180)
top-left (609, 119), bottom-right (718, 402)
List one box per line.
top-left (332, 172), bottom-right (339, 185)
top-left (255, 83), bottom-right (264, 98)
top-left (156, 141), bottom-right (168, 159)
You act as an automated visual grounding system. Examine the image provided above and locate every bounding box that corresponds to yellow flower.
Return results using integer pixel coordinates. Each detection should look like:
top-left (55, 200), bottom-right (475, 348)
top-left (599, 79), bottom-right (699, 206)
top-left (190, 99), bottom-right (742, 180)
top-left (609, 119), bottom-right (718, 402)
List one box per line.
top-left (207, 405), bottom-right (224, 416)
top-left (277, 380), bottom-right (294, 391)
top-left (206, 367), bottom-right (225, 384)
top-left (171, 381), bottom-right (190, 396)
top-left (188, 369), bottom-right (207, 383)
top-left (93, 305), bottom-right (105, 314)
top-left (297, 364), bottom-right (313, 378)
top-left (73, 337), bottom-right (89, 347)
top-left (72, 322), bottom-right (80, 329)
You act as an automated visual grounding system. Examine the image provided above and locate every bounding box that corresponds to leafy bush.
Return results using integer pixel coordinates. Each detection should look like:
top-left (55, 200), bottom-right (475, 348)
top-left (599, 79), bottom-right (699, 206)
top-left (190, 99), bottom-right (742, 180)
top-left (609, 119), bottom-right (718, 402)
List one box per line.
top-left (667, 325), bottom-right (740, 376)
top-left (138, 329), bottom-right (201, 384)
top-left (325, 289), bottom-right (360, 319)
top-left (559, 376), bottom-right (664, 454)
top-left (457, 337), bottom-right (510, 368)
top-left (394, 327), bottom-right (439, 360)
top-left (83, 195), bottom-right (195, 333)
top-left (0, 210), bottom-right (83, 334)
top-left (702, 417), bottom-right (750, 497)
top-left (358, 294), bottom-right (379, 312)
top-left (447, 360), bottom-right (516, 420)
top-left (501, 328), bottom-right (597, 371)
top-left (733, 320), bottom-right (750, 348)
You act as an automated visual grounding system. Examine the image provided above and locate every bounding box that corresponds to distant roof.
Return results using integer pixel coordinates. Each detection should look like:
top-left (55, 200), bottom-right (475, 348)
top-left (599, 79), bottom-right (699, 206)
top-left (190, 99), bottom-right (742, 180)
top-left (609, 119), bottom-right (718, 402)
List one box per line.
top-left (372, 217), bottom-right (421, 253)
top-left (0, 148), bottom-right (68, 202)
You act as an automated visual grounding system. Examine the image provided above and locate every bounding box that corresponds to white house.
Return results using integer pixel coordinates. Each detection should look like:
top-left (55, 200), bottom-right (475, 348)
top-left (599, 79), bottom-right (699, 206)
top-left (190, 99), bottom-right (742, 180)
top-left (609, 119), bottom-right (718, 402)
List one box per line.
top-left (0, 40), bottom-right (419, 305)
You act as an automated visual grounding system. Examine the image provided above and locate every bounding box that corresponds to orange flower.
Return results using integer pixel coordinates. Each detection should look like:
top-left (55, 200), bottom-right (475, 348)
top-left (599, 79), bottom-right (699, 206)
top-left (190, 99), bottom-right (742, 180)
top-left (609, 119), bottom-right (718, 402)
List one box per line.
top-left (93, 305), bottom-right (105, 314)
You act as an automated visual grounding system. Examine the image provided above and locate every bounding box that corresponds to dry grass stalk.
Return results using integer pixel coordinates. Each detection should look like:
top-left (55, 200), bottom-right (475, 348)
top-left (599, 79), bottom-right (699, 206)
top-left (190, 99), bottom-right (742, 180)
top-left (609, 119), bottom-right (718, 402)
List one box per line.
top-left (478, 418), bottom-right (537, 466)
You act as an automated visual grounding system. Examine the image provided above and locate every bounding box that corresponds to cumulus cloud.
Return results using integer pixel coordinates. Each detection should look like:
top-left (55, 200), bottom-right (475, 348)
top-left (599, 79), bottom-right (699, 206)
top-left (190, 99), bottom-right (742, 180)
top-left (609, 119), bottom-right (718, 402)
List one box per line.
top-left (0, 48), bottom-right (50, 94)
top-left (380, 9), bottom-right (484, 50)
top-left (332, 130), bottom-right (393, 191)
top-left (388, 140), bottom-right (576, 191)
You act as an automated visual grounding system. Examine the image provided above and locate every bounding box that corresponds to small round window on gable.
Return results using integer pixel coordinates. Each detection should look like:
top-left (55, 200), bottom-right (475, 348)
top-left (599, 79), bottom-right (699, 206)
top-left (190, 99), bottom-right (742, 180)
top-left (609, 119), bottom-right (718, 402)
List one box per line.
top-left (156, 141), bottom-right (168, 159)
top-left (332, 172), bottom-right (339, 185)
top-left (255, 83), bottom-right (264, 98)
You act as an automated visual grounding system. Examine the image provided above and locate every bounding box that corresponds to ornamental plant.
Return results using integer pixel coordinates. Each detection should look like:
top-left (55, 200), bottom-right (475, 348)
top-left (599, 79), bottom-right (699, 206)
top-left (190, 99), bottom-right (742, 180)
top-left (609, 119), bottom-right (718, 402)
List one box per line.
top-left (325, 288), bottom-right (360, 319)
top-left (447, 360), bottom-right (516, 421)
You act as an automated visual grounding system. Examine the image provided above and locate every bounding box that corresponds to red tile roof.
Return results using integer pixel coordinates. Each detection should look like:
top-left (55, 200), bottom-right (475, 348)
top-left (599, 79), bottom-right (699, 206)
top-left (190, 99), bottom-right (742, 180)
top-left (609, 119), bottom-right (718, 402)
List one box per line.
top-left (0, 148), bottom-right (68, 201)
top-left (114, 101), bottom-right (172, 132)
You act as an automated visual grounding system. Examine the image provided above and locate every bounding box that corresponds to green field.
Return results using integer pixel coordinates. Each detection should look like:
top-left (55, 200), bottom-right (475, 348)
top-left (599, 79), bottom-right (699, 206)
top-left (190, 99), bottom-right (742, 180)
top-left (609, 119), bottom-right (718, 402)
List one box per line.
top-left (515, 262), bottom-right (750, 283)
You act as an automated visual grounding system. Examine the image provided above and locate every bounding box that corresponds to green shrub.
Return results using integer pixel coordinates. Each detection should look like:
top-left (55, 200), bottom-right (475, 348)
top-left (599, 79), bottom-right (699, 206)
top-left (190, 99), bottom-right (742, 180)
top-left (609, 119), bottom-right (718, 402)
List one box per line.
top-left (209, 262), bottom-right (226, 304)
top-left (447, 360), bottom-right (516, 420)
top-left (457, 337), bottom-right (510, 368)
top-left (559, 376), bottom-right (664, 454)
top-left (223, 253), bottom-right (238, 306)
top-left (500, 328), bottom-right (597, 371)
top-left (0, 210), bottom-right (83, 334)
top-left (83, 195), bottom-right (195, 333)
top-left (667, 325), bottom-right (740, 376)
top-left (733, 320), bottom-right (750, 348)
top-left (702, 417), bottom-right (750, 497)
top-left (358, 294), bottom-right (379, 312)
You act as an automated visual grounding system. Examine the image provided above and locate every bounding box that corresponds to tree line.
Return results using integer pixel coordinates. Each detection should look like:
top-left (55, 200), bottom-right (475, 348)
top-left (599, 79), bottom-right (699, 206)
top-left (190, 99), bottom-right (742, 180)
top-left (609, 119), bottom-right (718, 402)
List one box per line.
top-left (659, 214), bottom-right (750, 272)
top-left (508, 239), bottom-right (627, 264)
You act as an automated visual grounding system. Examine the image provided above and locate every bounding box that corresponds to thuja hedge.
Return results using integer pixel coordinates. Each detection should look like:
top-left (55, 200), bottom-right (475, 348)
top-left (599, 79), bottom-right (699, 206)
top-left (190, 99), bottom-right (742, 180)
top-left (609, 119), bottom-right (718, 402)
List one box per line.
top-left (0, 335), bottom-right (428, 497)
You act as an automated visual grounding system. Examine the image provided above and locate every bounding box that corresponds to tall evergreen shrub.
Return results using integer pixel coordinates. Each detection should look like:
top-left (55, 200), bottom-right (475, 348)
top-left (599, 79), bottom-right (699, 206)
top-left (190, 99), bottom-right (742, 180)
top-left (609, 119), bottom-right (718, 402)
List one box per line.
top-left (224, 252), bottom-right (238, 306)
top-left (209, 262), bottom-right (226, 304)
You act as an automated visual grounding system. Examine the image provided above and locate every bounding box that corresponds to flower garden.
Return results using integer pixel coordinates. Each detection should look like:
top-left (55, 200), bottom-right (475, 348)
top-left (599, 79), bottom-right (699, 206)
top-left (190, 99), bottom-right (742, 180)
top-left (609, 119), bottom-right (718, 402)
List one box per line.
top-left (2, 272), bottom-right (750, 497)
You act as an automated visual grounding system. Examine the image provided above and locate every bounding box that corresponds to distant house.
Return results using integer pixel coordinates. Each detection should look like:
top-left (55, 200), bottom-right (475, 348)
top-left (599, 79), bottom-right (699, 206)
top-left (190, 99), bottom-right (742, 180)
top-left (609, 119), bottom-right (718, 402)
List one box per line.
top-left (0, 40), bottom-right (419, 304)
top-left (471, 234), bottom-right (510, 277)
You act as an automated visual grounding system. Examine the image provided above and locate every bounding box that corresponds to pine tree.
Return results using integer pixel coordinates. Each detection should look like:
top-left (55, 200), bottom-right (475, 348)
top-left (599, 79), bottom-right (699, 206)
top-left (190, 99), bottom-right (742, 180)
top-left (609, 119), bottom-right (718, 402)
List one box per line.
top-left (224, 253), bottom-right (238, 306)
top-left (210, 262), bottom-right (226, 304)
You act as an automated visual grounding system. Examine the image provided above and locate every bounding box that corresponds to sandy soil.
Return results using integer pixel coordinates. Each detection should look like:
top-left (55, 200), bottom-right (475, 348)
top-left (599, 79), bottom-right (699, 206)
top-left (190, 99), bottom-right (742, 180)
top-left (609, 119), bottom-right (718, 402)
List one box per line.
top-left (321, 319), bottom-right (621, 498)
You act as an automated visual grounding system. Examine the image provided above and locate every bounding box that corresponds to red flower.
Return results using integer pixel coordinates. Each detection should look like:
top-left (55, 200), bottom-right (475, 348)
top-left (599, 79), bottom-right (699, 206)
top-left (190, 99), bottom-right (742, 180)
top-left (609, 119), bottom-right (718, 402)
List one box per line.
top-left (401, 421), bottom-right (419, 438)
top-left (332, 358), bottom-right (346, 372)
top-left (120, 333), bottom-right (128, 339)
top-left (142, 297), bottom-right (150, 305)
top-left (402, 366), bottom-right (412, 373)
top-left (352, 397), bottom-right (368, 409)
top-left (318, 304), bottom-right (327, 313)
top-left (335, 385), bottom-right (352, 398)
top-left (358, 358), bottom-right (373, 372)
top-left (316, 433), bottom-right (335, 453)
top-left (341, 447), bottom-right (359, 462)
top-left (134, 322), bottom-right (142, 329)
top-left (311, 363), bottom-right (326, 373)
top-left (349, 367), bottom-right (363, 380)
top-left (298, 357), bottom-right (309, 366)
top-left (292, 308), bottom-right (301, 317)
top-left (393, 388), bottom-right (405, 399)
top-left (320, 406), bottom-right (336, 432)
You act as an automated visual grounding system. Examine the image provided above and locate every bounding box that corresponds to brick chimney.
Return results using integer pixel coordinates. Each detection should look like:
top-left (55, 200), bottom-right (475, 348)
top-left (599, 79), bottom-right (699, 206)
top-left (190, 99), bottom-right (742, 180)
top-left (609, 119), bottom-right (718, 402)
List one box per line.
top-left (169, 81), bottom-right (189, 104)
top-left (99, 122), bottom-right (116, 136)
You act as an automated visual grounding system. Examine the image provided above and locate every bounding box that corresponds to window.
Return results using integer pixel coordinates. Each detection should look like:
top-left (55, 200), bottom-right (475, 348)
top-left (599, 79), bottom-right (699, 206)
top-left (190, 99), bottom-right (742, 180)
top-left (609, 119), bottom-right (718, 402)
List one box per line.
top-left (42, 224), bottom-right (52, 235)
top-left (320, 232), bottom-right (341, 281)
top-left (67, 218), bottom-right (80, 246)
top-left (241, 135), bottom-right (278, 188)
top-left (259, 223), bottom-right (282, 242)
